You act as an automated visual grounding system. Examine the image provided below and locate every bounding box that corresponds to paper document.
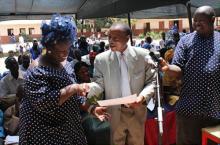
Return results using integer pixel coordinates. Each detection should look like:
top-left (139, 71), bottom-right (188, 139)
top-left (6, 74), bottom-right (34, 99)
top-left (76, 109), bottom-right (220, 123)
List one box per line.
top-left (147, 98), bottom-right (155, 111)
top-left (97, 94), bottom-right (137, 107)
top-left (5, 135), bottom-right (19, 145)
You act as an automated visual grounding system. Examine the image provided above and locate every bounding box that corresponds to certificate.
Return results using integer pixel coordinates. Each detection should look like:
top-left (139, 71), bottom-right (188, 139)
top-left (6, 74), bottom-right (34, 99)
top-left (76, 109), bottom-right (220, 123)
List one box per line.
top-left (97, 94), bottom-right (137, 107)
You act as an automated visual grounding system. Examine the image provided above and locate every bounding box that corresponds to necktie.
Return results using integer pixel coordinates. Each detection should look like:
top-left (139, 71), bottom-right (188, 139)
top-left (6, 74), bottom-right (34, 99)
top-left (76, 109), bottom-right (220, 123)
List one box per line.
top-left (120, 53), bottom-right (131, 97)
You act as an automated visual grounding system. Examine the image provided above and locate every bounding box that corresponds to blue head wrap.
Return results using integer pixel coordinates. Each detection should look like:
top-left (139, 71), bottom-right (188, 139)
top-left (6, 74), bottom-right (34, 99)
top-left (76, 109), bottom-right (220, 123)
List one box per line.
top-left (165, 25), bottom-right (180, 49)
top-left (41, 14), bottom-right (77, 48)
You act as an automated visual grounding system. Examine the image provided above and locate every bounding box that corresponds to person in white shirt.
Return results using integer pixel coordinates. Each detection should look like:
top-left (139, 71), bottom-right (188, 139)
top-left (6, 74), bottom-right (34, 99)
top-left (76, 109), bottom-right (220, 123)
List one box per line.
top-left (0, 57), bottom-right (24, 110)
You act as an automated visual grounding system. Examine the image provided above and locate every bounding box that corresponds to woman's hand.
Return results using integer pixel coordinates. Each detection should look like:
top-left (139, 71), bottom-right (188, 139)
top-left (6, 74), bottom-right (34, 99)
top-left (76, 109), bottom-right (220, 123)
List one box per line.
top-left (75, 83), bottom-right (90, 96)
top-left (59, 83), bottom-right (90, 105)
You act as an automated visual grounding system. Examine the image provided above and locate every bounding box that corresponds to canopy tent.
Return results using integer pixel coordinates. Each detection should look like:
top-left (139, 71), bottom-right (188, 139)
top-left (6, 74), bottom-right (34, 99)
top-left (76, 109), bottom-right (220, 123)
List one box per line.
top-left (0, 0), bottom-right (82, 20)
top-left (0, 0), bottom-right (219, 21)
top-left (115, 0), bottom-right (220, 19)
top-left (77, 0), bottom-right (188, 19)
top-left (0, 0), bottom-right (215, 20)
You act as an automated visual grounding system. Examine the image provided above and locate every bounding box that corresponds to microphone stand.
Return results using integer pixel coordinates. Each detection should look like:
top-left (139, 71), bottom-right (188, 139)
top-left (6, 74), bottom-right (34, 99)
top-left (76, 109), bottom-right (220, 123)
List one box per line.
top-left (154, 61), bottom-right (164, 145)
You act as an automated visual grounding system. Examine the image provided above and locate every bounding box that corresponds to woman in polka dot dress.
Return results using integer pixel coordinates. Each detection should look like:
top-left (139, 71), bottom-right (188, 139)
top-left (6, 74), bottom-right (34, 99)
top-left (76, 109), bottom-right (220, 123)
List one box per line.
top-left (19, 14), bottom-right (88, 145)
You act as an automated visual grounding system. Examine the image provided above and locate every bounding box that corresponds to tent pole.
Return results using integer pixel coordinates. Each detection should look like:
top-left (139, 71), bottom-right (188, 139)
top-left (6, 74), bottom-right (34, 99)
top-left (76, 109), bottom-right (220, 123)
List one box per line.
top-left (75, 14), bottom-right (78, 27)
top-left (81, 19), bottom-right (84, 34)
top-left (186, 1), bottom-right (193, 32)
top-left (127, 13), bottom-right (133, 46)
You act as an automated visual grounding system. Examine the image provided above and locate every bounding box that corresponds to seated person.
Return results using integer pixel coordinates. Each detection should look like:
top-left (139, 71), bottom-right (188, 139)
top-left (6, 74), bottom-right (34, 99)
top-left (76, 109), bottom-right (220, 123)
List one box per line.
top-left (4, 84), bottom-right (23, 135)
top-left (0, 109), bottom-right (4, 145)
top-left (88, 51), bottom-right (97, 78)
top-left (19, 55), bottom-right (30, 72)
top-left (0, 57), bottom-right (24, 111)
top-left (162, 49), bottom-right (181, 104)
top-left (143, 36), bottom-right (152, 50)
top-left (69, 49), bottom-right (82, 68)
top-left (74, 61), bottom-right (110, 145)
top-left (74, 62), bottom-right (90, 83)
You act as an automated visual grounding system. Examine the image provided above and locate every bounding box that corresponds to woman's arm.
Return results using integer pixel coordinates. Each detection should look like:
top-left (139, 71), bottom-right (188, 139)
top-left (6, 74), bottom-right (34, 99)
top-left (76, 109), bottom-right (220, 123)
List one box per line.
top-left (59, 83), bottom-right (89, 105)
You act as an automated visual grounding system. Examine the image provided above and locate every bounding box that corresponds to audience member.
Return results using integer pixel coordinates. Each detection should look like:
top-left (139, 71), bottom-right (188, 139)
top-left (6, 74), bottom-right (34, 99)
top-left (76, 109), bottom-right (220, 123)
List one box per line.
top-left (159, 32), bottom-right (166, 49)
top-left (98, 41), bottom-right (105, 53)
top-left (30, 39), bottom-right (42, 60)
top-left (74, 61), bottom-right (110, 145)
top-left (143, 36), bottom-right (152, 50)
top-left (4, 84), bottom-right (23, 135)
top-left (19, 55), bottom-right (30, 72)
top-left (0, 57), bottom-right (24, 111)
top-left (79, 36), bottom-right (89, 56)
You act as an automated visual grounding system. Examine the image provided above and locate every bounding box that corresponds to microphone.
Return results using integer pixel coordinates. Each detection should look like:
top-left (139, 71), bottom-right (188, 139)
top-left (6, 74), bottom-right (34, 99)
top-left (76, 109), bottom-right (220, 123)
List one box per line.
top-left (149, 51), bottom-right (161, 63)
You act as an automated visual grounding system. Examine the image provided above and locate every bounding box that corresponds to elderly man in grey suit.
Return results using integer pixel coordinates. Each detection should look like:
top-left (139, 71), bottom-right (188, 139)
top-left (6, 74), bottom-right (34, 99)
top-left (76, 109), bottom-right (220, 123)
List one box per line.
top-left (89, 23), bottom-right (156, 145)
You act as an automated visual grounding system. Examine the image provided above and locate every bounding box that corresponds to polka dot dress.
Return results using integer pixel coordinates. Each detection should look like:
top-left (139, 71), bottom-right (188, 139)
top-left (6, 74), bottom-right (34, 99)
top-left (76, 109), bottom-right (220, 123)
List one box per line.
top-left (19, 66), bottom-right (87, 145)
top-left (172, 31), bottom-right (220, 119)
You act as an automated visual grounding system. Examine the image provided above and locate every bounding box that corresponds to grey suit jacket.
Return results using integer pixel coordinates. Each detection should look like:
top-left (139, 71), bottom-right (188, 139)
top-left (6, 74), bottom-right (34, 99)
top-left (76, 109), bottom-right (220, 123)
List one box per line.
top-left (90, 46), bottom-right (156, 131)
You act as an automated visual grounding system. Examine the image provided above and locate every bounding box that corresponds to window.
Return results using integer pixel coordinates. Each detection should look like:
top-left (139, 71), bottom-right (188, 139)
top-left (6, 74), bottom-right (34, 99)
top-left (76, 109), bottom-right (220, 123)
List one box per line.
top-left (216, 18), bottom-right (220, 26)
top-left (20, 28), bottom-right (26, 34)
top-left (29, 28), bottom-right (35, 35)
top-left (159, 21), bottom-right (164, 30)
top-left (144, 23), bottom-right (150, 34)
top-left (7, 29), bottom-right (14, 36)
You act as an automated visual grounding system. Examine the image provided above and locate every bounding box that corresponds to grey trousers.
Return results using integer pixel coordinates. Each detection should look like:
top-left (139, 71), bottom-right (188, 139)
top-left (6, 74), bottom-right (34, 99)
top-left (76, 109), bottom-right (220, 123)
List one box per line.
top-left (176, 114), bottom-right (220, 145)
top-left (112, 106), bottom-right (146, 145)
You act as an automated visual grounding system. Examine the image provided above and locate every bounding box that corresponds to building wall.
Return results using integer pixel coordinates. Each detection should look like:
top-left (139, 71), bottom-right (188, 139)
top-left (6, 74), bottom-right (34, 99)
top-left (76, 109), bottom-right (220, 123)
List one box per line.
top-left (1, 18), bottom-right (220, 44)
top-left (133, 17), bottom-right (220, 36)
top-left (0, 20), bottom-right (42, 44)
top-left (134, 18), bottom-right (192, 35)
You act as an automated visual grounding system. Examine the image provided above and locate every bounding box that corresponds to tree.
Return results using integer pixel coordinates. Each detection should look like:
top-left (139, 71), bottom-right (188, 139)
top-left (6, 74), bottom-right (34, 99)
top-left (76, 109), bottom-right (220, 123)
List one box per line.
top-left (94, 18), bottom-right (113, 32)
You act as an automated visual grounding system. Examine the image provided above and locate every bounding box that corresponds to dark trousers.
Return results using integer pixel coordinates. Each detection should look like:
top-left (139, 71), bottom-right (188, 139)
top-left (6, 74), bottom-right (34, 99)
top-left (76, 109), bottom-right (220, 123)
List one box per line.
top-left (176, 114), bottom-right (220, 145)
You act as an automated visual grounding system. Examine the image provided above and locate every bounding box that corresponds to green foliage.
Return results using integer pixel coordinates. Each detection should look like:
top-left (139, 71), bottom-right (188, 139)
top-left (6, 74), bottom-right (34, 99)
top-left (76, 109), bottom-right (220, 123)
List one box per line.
top-left (84, 24), bottom-right (91, 32)
top-left (94, 18), bottom-right (113, 32)
top-left (146, 31), bottom-right (162, 40)
top-left (111, 18), bottom-right (137, 25)
top-left (138, 33), bottom-right (145, 39)
top-left (25, 35), bottom-right (33, 42)
top-left (20, 33), bottom-right (33, 42)
top-left (139, 31), bottom-right (163, 40)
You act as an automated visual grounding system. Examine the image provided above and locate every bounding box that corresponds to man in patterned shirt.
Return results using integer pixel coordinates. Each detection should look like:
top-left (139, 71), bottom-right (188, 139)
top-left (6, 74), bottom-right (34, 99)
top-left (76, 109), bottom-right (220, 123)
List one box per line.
top-left (161, 5), bottom-right (220, 145)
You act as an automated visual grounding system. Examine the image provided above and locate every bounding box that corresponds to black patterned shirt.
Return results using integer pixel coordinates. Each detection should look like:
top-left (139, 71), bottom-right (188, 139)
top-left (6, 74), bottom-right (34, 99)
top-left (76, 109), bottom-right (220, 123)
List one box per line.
top-left (172, 31), bottom-right (220, 119)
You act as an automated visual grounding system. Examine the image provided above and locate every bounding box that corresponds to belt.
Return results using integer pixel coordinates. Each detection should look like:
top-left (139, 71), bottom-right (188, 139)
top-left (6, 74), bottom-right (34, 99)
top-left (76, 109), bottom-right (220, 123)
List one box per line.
top-left (121, 104), bottom-right (129, 108)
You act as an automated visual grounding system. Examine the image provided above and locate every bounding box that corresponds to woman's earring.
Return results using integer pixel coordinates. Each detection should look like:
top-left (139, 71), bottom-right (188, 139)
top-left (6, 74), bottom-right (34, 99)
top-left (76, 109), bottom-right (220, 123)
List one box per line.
top-left (47, 50), bottom-right (51, 54)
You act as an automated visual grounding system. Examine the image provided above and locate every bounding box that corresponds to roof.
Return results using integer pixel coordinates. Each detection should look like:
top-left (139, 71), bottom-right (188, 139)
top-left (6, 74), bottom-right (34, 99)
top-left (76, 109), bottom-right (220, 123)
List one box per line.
top-left (0, 0), bottom-right (219, 20)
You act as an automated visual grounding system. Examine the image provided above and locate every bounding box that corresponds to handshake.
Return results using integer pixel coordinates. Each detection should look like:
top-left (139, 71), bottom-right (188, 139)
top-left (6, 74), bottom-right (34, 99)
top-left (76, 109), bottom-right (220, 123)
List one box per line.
top-left (76, 82), bottom-right (110, 121)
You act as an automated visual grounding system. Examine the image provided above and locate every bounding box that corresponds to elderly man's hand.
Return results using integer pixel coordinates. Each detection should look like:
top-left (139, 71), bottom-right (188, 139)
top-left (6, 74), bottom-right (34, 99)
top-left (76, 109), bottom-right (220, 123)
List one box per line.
top-left (129, 95), bottom-right (145, 108)
top-left (92, 106), bottom-right (111, 121)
